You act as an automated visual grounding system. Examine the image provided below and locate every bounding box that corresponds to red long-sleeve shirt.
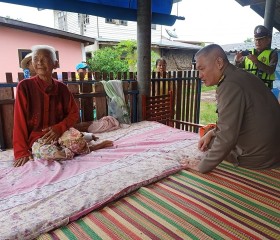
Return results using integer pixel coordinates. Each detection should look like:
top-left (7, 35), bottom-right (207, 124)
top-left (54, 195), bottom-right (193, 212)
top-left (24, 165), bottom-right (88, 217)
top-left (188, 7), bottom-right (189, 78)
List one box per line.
top-left (13, 76), bottom-right (79, 160)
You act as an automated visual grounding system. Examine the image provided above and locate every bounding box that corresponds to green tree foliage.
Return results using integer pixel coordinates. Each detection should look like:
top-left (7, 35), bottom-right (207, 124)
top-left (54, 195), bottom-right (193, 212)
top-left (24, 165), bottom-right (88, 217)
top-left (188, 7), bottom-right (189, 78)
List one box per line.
top-left (87, 47), bottom-right (129, 75)
top-left (88, 40), bottom-right (160, 75)
top-left (115, 40), bottom-right (160, 71)
top-left (244, 38), bottom-right (253, 43)
top-left (115, 40), bottom-right (137, 72)
top-left (151, 51), bottom-right (161, 71)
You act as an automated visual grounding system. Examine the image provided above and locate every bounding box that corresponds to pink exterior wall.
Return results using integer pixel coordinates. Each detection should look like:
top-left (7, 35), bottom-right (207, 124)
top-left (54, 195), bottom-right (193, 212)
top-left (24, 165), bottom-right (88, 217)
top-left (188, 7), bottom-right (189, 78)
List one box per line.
top-left (0, 26), bottom-right (85, 81)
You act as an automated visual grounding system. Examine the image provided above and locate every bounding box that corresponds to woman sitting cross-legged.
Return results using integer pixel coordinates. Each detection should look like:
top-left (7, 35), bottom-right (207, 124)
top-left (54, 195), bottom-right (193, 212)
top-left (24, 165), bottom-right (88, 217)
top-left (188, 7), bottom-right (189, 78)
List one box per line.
top-left (13, 44), bottom-right (113, 167)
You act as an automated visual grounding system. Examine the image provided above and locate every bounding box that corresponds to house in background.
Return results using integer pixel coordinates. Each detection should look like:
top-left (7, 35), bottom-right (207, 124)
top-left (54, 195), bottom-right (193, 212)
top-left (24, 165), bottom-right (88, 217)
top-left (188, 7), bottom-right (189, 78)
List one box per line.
top-left (87, 36), bottom-right (201, 71)
top-left (53, 12), bottom-right (162, 42)
top-left (152, 38), bottom-right (201, 70)
top-left (53, 11), bottom-right (202, 71)
top-left (0, 16), bottom-right (96, 81)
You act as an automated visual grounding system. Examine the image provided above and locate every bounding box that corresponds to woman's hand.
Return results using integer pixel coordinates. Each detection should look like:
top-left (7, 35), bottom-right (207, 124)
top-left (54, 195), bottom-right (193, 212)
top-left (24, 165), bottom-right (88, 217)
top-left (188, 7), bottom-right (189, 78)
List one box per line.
top-left (41, 127), bottom-right (61, 144)
top-left (198, 130), bottom-right (215, 152)
top-left (14, 155), bottom-right (33, 167)
top-left (92, 134), bottom-right (99, 141)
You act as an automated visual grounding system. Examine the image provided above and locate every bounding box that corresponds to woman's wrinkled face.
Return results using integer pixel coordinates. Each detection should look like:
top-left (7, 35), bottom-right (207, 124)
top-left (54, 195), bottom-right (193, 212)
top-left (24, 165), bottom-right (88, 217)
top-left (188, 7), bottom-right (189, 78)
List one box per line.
top-left (196, 55), bottom-right (222, 87)
top-left (157, 60), bottom-right (167, 73)
top-left (32, 50), bottom-right (56, 76)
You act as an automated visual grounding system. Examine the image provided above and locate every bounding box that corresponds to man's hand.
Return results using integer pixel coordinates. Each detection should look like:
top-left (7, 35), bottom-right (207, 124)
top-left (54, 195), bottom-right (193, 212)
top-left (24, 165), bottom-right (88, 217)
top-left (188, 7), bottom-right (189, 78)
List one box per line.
top-left (181, 159), bottom-right (200, 171)
top-left (13, 156), bottom-right (33, 167)
top-left (198, 130), bottom-right (215, 152)
top-left (41, 127), bottom-right (61, 144)
top-left (235, 51), bottom-right (244, 63)
top-left (246, 54), bottom-right (258, 64)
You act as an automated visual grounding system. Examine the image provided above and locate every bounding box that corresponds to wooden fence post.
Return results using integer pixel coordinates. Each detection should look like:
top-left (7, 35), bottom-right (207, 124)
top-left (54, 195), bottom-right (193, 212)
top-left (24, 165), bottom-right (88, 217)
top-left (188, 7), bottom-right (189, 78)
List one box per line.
top-left (93, 73), bottom-right (107, 119)
top-left (0, 73), bottom-right (15, 149)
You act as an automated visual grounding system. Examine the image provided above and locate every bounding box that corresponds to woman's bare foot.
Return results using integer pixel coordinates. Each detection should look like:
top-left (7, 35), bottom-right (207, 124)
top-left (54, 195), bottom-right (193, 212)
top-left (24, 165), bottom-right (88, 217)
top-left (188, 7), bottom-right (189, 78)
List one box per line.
top-left (89, 140), bottom-right (113, 151)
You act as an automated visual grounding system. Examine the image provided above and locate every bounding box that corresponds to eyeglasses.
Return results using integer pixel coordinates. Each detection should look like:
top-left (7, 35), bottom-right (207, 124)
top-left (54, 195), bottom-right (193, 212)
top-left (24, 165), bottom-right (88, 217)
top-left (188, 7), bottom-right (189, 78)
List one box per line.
top-left (254, 37), bottom-right (268, 42)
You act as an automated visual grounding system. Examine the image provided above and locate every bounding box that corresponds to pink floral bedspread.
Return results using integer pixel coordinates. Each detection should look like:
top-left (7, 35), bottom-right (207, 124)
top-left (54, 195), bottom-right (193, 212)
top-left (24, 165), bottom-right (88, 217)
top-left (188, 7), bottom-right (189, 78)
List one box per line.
top-left (0, 121), bottom-right (200, 240)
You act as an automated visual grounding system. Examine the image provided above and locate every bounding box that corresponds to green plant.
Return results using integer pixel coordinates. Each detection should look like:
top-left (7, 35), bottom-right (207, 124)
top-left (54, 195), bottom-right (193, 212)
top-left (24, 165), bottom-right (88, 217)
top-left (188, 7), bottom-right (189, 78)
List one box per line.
top-left (201, 85), bottom-right (216, 92)
top-left (115, 40), bottom-right (137, 72)
top-left (88, 40), bottom-right (160, 76)
top-left (151, 51), bottom-right (160, 71)
top-left (87, 47), bottom-right (129, 76)
top-left (116, 40), bottom-right (160, 72)
top-left (244, 38), bottom-right (253, 43)
top-left (199, 102), bottom-right (218, 125)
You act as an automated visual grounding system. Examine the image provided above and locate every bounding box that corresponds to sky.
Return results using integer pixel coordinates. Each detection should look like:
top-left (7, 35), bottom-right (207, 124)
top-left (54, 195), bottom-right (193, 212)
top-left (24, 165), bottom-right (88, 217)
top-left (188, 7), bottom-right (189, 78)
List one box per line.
top-left (171, 0), bottom-right (265, 44)
top-left (0, 0), bottom-right (267, 45)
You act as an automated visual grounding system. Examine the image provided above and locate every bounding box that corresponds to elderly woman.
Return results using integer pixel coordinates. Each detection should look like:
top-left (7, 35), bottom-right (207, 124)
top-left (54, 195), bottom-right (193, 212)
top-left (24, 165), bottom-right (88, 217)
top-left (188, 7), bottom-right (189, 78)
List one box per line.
top-left (13, 45), bottom-right (112, 167)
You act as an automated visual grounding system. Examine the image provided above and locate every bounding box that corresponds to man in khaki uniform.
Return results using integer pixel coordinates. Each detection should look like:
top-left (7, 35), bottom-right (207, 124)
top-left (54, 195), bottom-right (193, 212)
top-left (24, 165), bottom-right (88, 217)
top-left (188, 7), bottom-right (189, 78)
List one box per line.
top-left (186, 44), bottom-right (280, 173)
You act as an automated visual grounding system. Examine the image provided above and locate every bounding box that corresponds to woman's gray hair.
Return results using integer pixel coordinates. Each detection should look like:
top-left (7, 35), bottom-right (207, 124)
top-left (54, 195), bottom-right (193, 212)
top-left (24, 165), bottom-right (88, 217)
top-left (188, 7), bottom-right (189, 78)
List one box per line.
top-left (31, 45), bottom-right (57, 63)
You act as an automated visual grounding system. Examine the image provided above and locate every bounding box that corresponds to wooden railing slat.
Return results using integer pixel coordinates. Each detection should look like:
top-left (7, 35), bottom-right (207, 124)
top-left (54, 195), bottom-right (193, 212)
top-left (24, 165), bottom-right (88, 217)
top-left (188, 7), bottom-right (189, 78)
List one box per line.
top-left (0, 70), bottom-right (201, 149)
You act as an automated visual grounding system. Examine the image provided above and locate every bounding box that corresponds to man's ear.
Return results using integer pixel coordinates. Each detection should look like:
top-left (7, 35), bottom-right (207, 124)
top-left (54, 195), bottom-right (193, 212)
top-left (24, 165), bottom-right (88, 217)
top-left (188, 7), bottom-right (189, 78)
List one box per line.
top-left (216, 57), bottom-right (224, 70)
top-left (54, 60), bottom-right (59, 69)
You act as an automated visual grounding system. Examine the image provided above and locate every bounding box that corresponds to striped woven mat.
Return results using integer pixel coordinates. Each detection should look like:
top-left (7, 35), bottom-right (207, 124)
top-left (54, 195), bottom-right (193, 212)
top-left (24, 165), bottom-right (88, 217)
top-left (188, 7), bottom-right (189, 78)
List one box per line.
top-left (38, 162), bottom-right (280, 240)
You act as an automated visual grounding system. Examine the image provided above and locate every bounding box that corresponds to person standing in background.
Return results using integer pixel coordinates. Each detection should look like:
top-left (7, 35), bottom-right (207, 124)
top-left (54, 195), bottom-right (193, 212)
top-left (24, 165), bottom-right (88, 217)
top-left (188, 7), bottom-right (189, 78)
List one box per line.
top-left (155, 58), bottom-right (167, 77)
top-left (21, 53), bottom-right (36, 79)
top-left (154, 58), bottom-right (168, 95)
top-left (76, 61), bottom-right (89, 80)
top-left (234, 25), bottom-right (278, 89)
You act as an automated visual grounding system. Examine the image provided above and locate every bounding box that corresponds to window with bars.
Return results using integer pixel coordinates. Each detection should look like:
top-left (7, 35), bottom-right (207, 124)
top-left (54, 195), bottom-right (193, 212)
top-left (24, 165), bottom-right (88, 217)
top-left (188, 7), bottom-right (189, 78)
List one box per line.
top-left (105, 18), bottom-right (127, 26)
top-left (78, 14), bottom-right (90, 25)
top-left (78, 14), bottom-right (90, 33)
top-left (57, 11), bottom-right (67, 31)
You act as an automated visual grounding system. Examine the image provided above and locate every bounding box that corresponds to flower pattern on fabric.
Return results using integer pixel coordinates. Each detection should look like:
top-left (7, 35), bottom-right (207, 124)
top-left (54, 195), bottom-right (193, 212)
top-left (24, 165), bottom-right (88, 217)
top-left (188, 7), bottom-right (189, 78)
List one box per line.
top-left (59, 128), bottom-right (90, 155)
top-left (0, 121), bottom-right (199, 240)
top-left (32, 128), bottom-right (90, 160)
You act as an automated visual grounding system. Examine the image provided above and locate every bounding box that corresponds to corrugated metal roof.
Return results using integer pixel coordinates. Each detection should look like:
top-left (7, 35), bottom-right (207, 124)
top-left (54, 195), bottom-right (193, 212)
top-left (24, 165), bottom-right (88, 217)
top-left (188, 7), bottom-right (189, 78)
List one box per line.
top-left (222, 32), bottom-right (280, 52)
top-left (0, 16), bottom-right (96, 44)
top-left (153, 39), bottom-right (202, 50)
top-left (96, 37), bottom-right (202, 50)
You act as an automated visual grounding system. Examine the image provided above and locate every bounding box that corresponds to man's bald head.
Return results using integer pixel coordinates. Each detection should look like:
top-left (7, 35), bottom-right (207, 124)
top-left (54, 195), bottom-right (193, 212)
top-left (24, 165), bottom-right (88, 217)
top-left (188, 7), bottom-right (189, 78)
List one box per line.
top-left (195, 44), bottom-right (229, 86)
top-left (195, 44), bottom-right (229, 64)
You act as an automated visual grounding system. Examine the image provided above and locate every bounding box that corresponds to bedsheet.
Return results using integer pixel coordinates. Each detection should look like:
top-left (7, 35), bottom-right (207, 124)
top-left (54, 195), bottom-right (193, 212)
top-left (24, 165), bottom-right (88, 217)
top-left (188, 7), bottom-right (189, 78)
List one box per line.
top-left (0, 121), bottom-right (201, 240)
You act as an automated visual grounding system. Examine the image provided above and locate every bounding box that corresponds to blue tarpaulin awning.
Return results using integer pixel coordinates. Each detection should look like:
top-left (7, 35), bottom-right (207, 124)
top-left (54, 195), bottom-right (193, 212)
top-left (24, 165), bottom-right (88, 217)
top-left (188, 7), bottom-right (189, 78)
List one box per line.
top-left (0, 0), bottom-right (184, 26)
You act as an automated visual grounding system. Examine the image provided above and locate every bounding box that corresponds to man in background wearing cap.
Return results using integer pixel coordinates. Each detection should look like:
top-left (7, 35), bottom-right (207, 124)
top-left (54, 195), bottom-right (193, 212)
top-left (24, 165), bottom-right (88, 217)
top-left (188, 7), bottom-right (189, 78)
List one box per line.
top-left (234, 25), bottom-right (278, 89)
top-left (76, 62), bottom-right (89, 80)
top-left (21, 52), bottom-right (36, 79)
